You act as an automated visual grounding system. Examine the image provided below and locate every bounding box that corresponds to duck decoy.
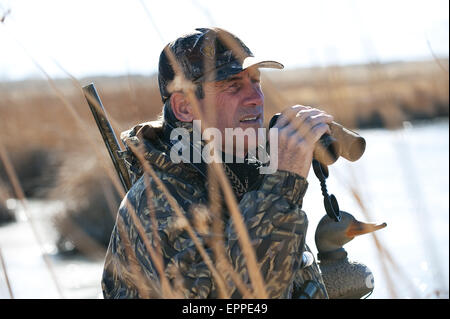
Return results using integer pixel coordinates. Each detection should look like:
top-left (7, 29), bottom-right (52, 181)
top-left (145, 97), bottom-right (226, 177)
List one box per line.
top-left (315, 211), bottom-right (386, 299)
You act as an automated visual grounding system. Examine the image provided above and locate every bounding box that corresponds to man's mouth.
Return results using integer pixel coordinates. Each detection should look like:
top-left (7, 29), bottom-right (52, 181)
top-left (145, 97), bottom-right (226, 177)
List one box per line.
top-left (239, 114), bottom-right (261, 123)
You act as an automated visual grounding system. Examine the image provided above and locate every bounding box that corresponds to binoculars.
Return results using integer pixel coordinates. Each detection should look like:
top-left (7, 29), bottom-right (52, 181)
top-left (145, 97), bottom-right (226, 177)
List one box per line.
top-left (268, 113), bottom-right (366, 165)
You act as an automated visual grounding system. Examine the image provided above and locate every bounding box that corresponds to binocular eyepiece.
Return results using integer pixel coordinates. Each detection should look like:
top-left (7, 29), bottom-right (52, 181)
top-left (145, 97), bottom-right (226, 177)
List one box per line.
top-left (268, 113), bottom-right (366, 165)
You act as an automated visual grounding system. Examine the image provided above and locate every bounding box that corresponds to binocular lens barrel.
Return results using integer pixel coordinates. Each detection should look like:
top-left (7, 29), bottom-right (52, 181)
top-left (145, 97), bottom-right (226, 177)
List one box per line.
top-left (329, 122), bottom-right (366, 162)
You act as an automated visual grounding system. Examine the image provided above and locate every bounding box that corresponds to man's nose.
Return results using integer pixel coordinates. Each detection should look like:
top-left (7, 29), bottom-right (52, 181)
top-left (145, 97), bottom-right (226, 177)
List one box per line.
top-left (243, 82), bottom-right (264, 106)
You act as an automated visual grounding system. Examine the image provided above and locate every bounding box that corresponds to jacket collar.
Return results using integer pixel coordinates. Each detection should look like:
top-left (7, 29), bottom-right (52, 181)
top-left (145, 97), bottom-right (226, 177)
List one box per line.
top-left (120, 119), bottom-right (263, 199)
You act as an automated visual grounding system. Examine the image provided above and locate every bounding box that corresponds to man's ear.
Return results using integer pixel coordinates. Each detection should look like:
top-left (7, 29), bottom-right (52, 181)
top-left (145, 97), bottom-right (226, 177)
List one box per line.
top-left (170, 92), bottom-right (194, 122)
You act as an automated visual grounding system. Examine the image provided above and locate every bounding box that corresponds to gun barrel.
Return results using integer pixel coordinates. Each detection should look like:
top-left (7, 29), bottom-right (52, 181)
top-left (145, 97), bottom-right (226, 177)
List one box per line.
top-left (82, 83), bottom-right (132, 193)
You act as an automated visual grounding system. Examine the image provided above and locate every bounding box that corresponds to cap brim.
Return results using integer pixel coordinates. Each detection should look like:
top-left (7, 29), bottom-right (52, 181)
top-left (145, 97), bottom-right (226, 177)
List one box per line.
top-left (199, 57), bottom-right (284, 82)
top-left (242, 56), bottom-right (284, 70)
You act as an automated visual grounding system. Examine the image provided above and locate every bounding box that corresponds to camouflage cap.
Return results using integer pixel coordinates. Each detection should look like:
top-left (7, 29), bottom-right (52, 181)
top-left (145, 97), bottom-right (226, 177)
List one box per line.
top-left (158, 27), bottom-right (284, 102)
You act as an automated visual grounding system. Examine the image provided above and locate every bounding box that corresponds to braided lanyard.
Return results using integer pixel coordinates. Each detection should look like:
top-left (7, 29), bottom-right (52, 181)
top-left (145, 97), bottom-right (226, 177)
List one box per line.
top-left (312, 159), bottom-right (341, 222)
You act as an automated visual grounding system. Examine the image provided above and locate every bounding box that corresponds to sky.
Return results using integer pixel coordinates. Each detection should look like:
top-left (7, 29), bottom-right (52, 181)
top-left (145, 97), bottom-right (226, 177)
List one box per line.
top-left (0, 0), bottom-right (448, 81)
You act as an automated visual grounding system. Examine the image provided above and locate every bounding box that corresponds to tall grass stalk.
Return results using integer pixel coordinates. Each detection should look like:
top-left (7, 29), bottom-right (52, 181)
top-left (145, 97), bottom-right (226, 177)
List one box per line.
top-left (2, 6), bottom-right (447, 299)
top-left (342, 166), bottom-right (420, 298)
top-left (127, 142), bottom-right (231, 298)
top-left (0, 246), bottom-right (14, 299)
top-left (0, 138), bottom-right (64, 298)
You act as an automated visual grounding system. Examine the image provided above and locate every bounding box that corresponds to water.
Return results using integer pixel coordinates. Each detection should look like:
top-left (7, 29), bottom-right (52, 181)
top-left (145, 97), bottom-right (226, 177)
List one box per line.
top-left (0, 119), bottom-right (448, 299)
top-left (0, 199), bottom-right (104, 299)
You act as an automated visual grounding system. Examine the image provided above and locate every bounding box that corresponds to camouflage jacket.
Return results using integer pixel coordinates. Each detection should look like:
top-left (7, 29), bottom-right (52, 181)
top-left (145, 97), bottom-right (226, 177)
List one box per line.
top-left (101, 119), bottom-right (329, 299)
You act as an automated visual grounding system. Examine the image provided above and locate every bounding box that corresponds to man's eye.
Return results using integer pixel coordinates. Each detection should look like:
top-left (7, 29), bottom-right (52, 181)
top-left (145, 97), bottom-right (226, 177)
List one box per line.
top-left (228, 83), bottom-right (240, 92)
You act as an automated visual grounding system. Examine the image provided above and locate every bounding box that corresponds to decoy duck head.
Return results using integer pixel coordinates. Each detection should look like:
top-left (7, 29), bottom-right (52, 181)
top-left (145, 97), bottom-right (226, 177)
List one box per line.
top-left (315, 211), bottom-right (386, 255)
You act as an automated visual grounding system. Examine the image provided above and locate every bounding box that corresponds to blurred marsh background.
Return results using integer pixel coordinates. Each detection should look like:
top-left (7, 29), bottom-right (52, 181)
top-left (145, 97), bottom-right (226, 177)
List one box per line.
top-left (0, 0), bottom-right (448, 299)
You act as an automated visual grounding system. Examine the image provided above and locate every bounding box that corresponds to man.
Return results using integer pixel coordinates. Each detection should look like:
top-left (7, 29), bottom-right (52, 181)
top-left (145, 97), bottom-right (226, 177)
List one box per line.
top-left (102, 27), bottom-right (334, 299)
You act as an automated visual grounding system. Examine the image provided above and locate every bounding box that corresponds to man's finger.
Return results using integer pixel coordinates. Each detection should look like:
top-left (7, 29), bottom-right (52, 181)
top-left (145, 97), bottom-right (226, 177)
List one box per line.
top-left (306, 122), bottom-right (331, 145)
top-left (291, 112), bottom-right (333, 138)
top-left (290, 110), bottom-right (324, 131)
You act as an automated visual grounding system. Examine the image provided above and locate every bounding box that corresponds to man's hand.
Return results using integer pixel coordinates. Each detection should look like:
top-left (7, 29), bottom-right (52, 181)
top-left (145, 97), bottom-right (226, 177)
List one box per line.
top-left (271, 105), bottom-right (334, 178)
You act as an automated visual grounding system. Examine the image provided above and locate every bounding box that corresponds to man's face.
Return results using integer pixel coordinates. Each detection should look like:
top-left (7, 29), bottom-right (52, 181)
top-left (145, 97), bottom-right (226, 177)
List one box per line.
top-left (198, 67), bottom-right (264, 155)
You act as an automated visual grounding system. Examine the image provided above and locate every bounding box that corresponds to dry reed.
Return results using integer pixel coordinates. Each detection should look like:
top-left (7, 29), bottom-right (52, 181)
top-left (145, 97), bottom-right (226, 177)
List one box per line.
top-left (0, 137), bottom-right (64, 298)
top-left (0, 246), bottom-right (14, 298)
top-left (1, 57), bottom-right (447, 298)
top-left (0, 7), bottom-right (447, 298)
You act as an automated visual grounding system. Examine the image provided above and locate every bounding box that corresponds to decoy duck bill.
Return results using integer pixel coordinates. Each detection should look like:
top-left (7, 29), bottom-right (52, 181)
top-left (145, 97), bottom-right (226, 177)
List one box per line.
top-left (346, 220), bottom-right (387, 238)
